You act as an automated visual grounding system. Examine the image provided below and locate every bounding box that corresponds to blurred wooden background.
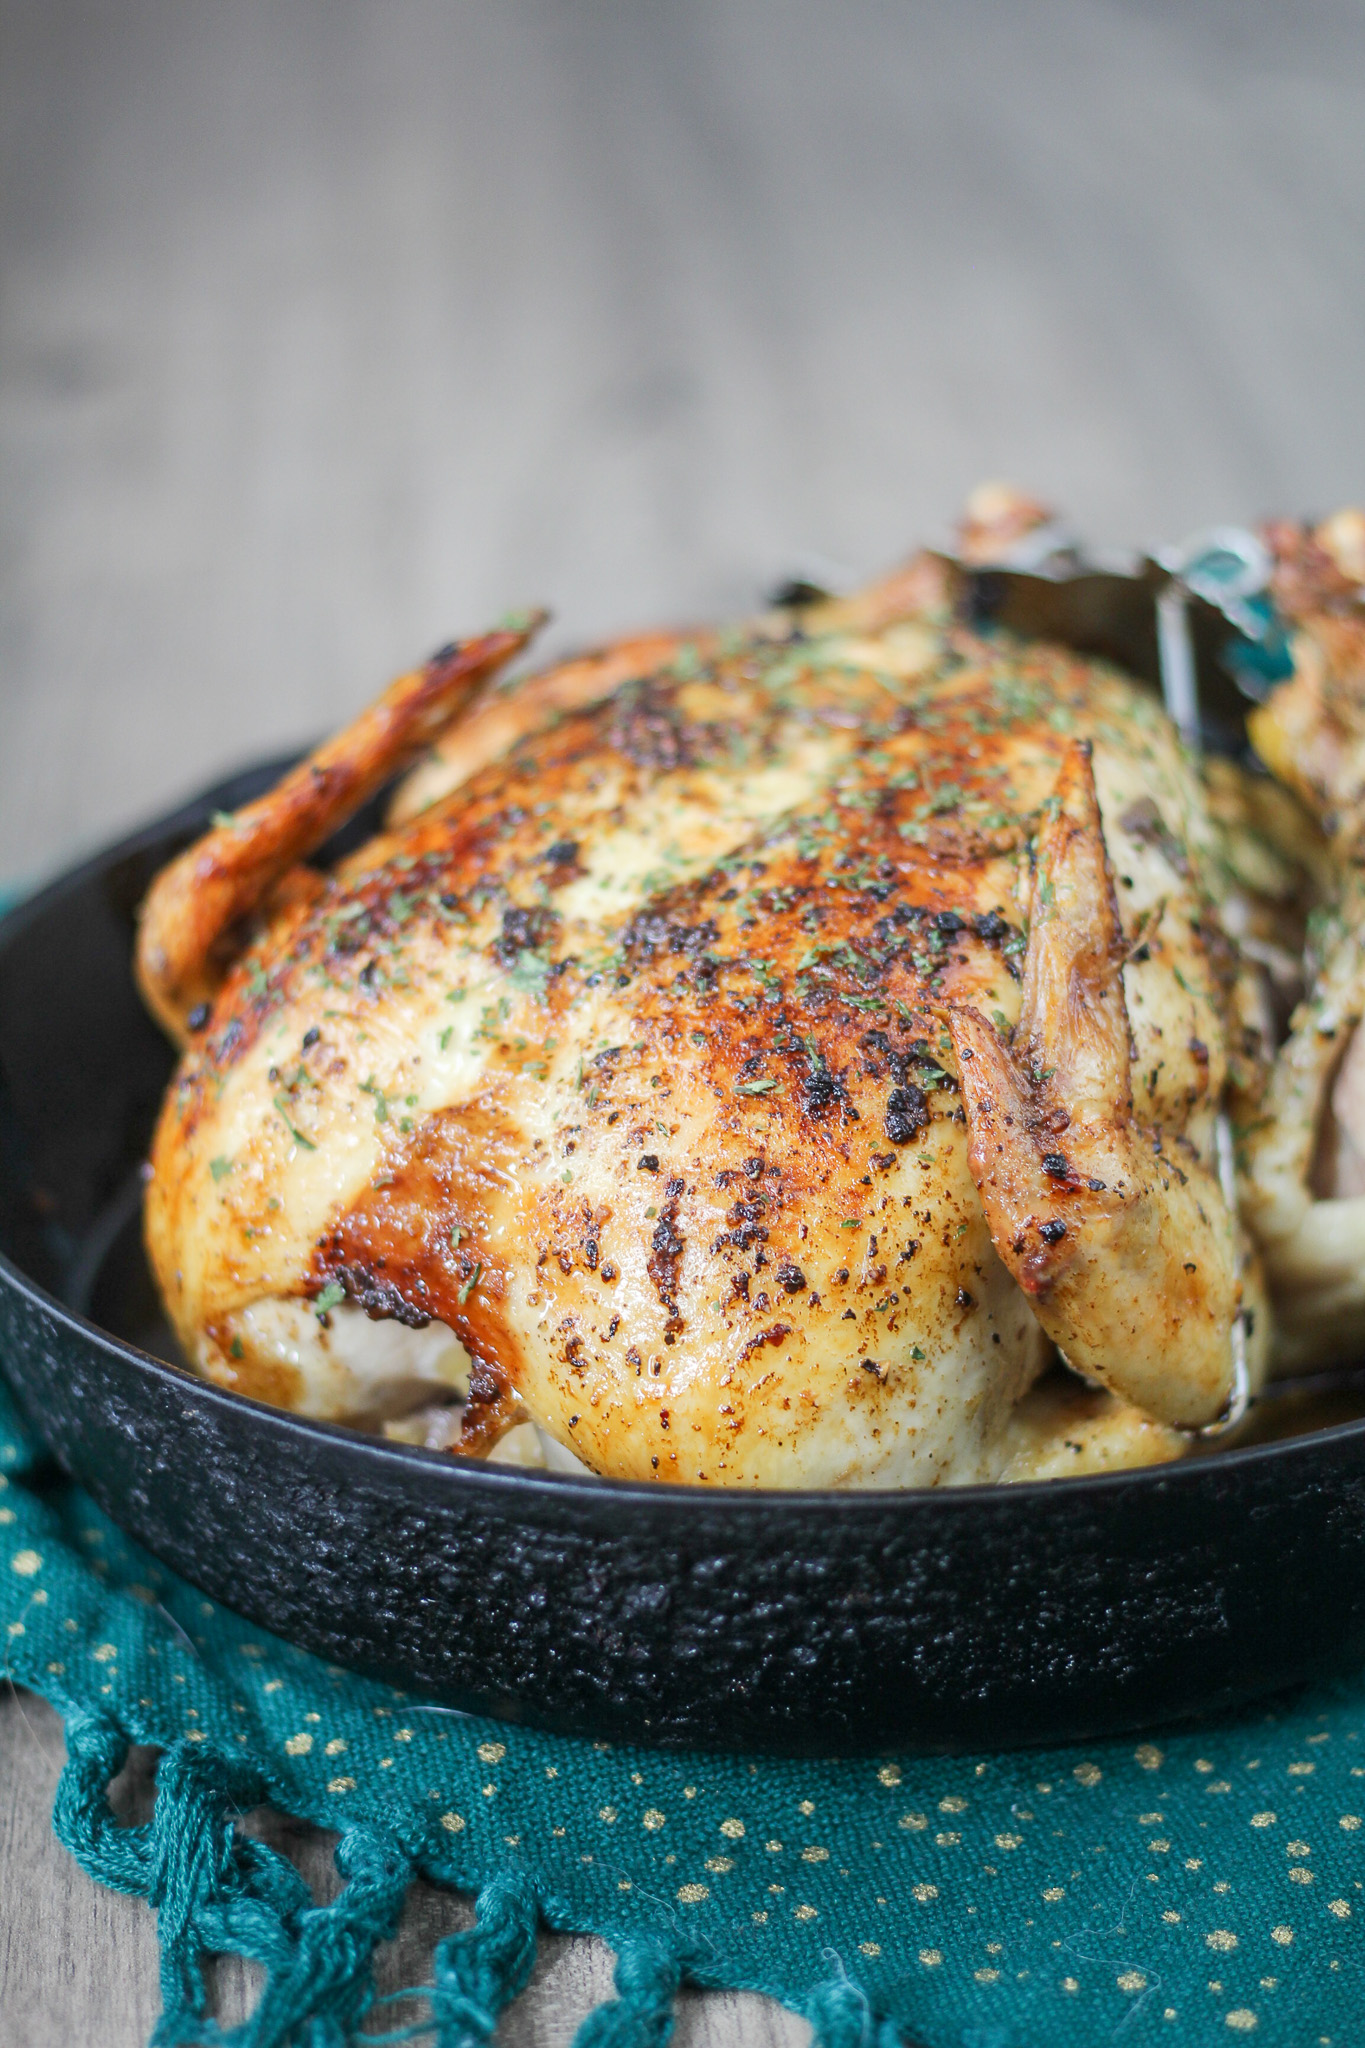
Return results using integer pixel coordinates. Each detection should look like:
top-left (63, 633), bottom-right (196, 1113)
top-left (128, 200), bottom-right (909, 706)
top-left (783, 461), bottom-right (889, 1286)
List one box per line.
top-left (1, 1), bottom-right (1363, 2040)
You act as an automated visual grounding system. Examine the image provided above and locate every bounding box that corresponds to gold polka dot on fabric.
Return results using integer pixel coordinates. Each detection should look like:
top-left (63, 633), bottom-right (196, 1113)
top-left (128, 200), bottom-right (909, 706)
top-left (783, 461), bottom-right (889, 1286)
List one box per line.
top-left (440, 1812), bottom-right (465, 1833)
top-left (1327, 1899), bottom-right (1351, 1920)
top-left (1117, 1971), bottom-right (1147, 1992)
top-left (877, 1765), bottom-right (901, 1787)
top-left (918, 1949), bottom-right (942, 1968)
top-left (1073, 1763), bottom-right (1102, 1787)
top-left (10, 1549), bottom-right (41, 1576)
top-left (477, 1741), bottom-right (506, 1764)
top-left (720, 1817), bottom-right (745, 1839)
top-left (284, 1733), bottom-right (313, 1756)
top-left (793, 1905), bottom-right (817, 1921)
top-left (911, 1883), bottom-right (938, 1902)
top-left (1270, 1925), bottom-right (1293, 1945)
top-left (642, 1809), bottom-right (665, 1830)
top-left (1207, 1931), bottom-right (1238, 1952)
top-left (676, 1884), bottom-right (708, 1904)
top-left (327, 1776), bottom-right (356, 1794)
top-left (1251, 1812), bottom-right (1276, 1827)
top-left (1224, 2013), bottom-right (1258, 2033)
top-left (859, 1942), bottom-right (881, 1957)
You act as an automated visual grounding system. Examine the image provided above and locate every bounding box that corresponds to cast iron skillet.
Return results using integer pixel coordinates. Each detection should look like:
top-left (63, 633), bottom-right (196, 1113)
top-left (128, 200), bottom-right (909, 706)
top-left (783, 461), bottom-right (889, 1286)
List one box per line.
top-left (2, 763), bottom-right (1365, 1755)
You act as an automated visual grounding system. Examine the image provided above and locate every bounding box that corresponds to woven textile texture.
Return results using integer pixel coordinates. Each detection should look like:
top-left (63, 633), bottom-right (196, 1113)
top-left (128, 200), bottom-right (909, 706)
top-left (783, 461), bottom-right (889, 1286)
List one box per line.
top-left (0, 1380), bottom-right (1361, 2048)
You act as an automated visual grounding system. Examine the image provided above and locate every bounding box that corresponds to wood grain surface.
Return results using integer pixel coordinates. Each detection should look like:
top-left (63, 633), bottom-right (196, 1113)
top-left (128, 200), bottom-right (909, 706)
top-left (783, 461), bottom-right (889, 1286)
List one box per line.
top-left (1, 1), bottom-right (1363, 2040)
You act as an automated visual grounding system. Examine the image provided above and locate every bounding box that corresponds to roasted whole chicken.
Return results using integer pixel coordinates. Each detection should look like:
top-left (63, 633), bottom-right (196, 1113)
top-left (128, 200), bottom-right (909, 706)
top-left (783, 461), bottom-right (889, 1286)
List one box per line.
top-left (137, 492), bottom-right (1365, 1488)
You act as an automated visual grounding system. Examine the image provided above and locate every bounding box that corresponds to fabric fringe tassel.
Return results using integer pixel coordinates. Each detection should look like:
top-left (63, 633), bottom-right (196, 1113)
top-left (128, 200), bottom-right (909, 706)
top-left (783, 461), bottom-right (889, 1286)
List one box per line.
top-left (47, 1705), bottom-right (899, 2048)
top-left (805, 1974), bottom-right (908, 2048)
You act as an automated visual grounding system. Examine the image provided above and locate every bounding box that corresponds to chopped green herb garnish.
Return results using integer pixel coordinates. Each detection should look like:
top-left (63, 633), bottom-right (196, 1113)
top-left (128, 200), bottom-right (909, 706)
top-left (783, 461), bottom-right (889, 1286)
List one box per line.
top-left (457, 1262), bottom-right (483, 1306)
top-left (273, 1096), bottom-right (316, 1149)
top-left (314, 1281), bottom-right (345, 1319)
top-left (209, 1155), bottom-right (233, 1182)
top-left (507, 949), bottom-right (550, 998)
top-left (735, 1078), bottom-right (780, 1095)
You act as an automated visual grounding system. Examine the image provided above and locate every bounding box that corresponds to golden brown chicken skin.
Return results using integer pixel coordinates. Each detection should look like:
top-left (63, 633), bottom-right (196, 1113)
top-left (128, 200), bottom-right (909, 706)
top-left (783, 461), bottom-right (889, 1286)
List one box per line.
top-left (143, 552), bottom-right (1251, 1486)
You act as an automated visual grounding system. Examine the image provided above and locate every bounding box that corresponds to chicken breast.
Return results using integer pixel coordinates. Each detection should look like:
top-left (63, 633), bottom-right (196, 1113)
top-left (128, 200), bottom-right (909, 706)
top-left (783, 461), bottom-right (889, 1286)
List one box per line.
top-left (141, 548), bottom-right (1251, 1486)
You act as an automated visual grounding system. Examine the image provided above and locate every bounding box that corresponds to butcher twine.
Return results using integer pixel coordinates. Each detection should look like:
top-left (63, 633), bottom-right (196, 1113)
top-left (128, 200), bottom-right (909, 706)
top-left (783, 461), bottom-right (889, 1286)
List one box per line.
top-left (0, 1383), bottom-right (1359, 2047)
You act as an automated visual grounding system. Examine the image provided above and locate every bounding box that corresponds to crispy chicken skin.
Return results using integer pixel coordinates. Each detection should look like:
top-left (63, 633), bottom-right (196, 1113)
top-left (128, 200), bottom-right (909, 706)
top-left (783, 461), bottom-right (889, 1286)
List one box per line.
top-left (141, 543), bottom-right (1248, 1486)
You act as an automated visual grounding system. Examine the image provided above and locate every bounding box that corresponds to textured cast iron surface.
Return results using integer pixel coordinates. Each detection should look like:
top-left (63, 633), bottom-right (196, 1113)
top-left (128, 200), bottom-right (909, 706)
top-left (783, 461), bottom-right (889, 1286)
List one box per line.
top-left (0, 769), bottom-right (1362, 1753)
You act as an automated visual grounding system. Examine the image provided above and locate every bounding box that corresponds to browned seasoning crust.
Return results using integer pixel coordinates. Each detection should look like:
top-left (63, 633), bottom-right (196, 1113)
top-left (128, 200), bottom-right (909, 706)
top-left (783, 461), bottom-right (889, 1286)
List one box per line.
top-left (144, 553), bottom-right (1241, 1484)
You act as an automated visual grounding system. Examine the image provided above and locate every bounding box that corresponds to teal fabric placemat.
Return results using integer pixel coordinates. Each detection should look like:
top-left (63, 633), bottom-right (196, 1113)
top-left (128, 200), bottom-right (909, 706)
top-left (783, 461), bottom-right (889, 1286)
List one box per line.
top-left (1, 1378), bottom-right (1360, 2048)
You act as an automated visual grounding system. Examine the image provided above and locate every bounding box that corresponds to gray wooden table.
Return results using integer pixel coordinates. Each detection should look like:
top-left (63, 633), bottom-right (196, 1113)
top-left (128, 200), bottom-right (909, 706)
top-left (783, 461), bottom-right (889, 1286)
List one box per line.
top-left (1, 2), bottom-right (1363, 2040)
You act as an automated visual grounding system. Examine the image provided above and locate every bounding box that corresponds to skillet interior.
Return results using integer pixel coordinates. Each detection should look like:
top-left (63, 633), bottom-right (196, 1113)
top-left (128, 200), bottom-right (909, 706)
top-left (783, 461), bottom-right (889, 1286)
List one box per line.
top-left (2, 766), bottom-right (1365, 1753)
